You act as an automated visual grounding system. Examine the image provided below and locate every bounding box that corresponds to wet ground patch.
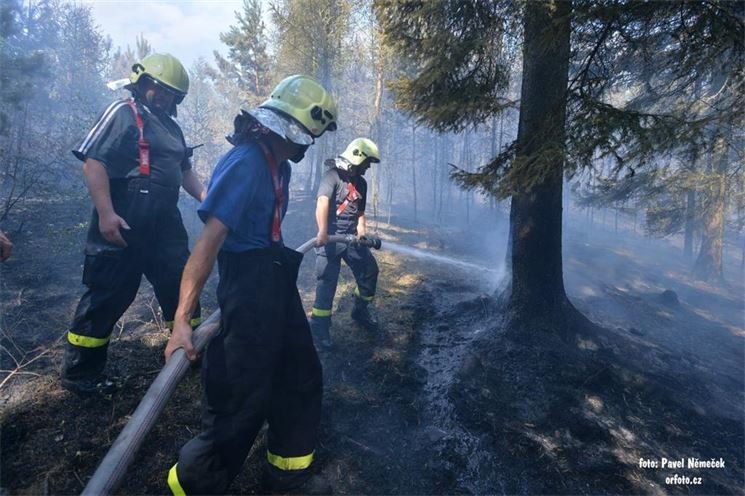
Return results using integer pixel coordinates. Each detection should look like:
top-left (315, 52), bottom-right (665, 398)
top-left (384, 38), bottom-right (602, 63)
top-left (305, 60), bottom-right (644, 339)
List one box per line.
top-left (452, 299), bottom-right (744, 494)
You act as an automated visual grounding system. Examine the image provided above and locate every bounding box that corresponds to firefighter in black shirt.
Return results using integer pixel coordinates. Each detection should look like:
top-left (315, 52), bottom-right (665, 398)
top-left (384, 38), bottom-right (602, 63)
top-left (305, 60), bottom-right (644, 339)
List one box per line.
top-left (61, 53), bottom-right (205, 396)
top-left (310, 138), bottom-right (381, 349)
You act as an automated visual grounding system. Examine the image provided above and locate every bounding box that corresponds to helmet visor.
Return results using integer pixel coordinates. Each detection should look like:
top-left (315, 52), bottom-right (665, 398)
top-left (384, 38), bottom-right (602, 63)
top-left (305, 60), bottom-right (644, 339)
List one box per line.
top-left (248, 108), bottom-right (314, 146)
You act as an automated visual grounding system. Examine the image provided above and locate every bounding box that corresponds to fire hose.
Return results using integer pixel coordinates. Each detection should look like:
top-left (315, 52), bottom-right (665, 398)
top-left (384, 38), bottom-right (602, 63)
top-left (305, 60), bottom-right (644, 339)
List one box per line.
top-left (81, 234), bottom-right (381, 495)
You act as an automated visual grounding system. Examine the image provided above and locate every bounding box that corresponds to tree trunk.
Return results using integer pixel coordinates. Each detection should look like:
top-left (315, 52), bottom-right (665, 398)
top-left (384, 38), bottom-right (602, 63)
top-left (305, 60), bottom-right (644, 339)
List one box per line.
top-left (371, 62), bottom-right (384, 226)
top-left (614, 206), bottom-right (618, 232)
top-left (693, 132), bottom-right (728, 283)
top-left (684, 149), bottom-right (700, 257)
top-left (315, 56), bottom-right (333, 190)
top-left (432, 132), bottom-right (439, 219)
top-left (461, 130), bottom-right (470, 224)
top-left (490, 114), bottom-right (497, 156)
top-left (305, 146), bottom-right (317, 192)
top-left (411, 124), bottom-right (417, 221)
top-left (505, 0), bottom-right (583, 333)
top-left (387, 139), bottom-right (394, 225)
top-left (438, 136), bottom-right (446, 222)
top-left (684, 190), bottom-right (696, 257)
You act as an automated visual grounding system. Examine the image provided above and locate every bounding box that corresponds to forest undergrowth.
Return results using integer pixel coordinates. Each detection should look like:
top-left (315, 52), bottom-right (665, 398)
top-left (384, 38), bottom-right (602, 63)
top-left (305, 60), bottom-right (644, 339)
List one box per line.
top-left (0, 193), bottom-right (743, 495)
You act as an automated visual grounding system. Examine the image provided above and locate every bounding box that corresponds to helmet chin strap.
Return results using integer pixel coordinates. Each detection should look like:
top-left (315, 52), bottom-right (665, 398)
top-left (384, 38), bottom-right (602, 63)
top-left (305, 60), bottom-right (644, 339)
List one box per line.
top-left (129, 79), bottom-right (177, 117)
top-left (289, 143), bottom-right (310, 163)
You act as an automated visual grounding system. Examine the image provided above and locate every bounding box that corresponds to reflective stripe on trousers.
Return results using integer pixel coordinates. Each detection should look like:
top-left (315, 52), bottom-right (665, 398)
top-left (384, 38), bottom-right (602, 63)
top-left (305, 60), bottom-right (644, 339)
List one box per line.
top-left (313, 243), bottom-right (379, 313)
top-left (168, 248), bottom-right (322, 494)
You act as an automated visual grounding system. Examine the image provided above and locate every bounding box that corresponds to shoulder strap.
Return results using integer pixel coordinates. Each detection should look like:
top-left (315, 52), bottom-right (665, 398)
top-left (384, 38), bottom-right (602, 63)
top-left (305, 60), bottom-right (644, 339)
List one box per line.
top-left (336, 181), bottom-right (360, 216)
top-left (124, 99), bottom-right (150, 176)
top-left (257, 142), bottom-right (284, 243)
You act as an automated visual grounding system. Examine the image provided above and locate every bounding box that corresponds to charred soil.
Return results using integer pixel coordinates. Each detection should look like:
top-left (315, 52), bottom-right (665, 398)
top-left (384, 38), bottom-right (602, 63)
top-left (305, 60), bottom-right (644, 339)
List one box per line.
top-left (1, 194), bottom-right (743, 495)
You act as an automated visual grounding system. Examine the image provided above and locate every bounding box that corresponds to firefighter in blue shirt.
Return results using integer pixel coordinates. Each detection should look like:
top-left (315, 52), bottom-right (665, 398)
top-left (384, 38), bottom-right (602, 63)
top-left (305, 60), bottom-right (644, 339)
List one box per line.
top-left (164, 75), bottom-right (337, 495)
top-left (310, 138), bottom-right (381, 349)
top-left (61, 53), bottom-right (205, 396)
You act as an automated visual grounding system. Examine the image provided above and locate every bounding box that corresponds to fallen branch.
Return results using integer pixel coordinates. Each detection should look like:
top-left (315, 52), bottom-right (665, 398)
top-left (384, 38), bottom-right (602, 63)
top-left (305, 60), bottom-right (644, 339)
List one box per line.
top-left (0, 333), bottom-right (65, 390)
top-left (0, 348), bottom-right (52, 389)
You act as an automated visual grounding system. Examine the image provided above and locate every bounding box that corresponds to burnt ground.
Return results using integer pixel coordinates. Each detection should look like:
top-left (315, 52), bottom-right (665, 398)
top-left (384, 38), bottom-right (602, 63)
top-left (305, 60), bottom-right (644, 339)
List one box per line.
top-left (0, 192), bottom-right (743, 495)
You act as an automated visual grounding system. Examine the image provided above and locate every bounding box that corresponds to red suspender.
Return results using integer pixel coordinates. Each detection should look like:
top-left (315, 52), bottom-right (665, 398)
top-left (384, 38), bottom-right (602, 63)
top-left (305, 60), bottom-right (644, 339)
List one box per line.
top-left (257, 142), bottom-right (284, 242)
top-left (336, 181), bottom-right (361, 216)
top-left (125, 99), bottom-right (150, 176)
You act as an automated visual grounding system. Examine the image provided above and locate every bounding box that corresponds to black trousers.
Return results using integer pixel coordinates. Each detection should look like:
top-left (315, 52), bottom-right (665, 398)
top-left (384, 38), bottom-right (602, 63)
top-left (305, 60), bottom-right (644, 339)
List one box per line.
top-left (63, 180), bottom-right (200, 380)
top-left (311, 243), bottom-right (379, 317)
top-left (169, 247), bottom-right (322, 495)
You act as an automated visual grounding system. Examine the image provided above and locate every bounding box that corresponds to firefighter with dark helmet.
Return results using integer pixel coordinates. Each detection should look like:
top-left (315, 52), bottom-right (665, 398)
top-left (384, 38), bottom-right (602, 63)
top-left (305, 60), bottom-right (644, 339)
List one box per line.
top-left (164, 75), bottom-right (337, 495)
top-left (310, 138), bottom-right (381, 349)
top-left (61, 53), bottom-right (205, 396)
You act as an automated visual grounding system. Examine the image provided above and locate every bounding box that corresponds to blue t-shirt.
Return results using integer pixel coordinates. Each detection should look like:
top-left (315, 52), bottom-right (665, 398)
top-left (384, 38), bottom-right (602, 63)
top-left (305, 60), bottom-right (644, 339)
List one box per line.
top-left (198, 143), bottom-right (291, 252)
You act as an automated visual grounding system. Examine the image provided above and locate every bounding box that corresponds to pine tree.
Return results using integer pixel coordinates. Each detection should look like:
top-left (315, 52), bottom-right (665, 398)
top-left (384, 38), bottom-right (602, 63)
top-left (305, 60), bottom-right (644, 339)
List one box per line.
top-left (375, 0), bottom-right (744, 333)
top-left (1, 0), bottom-right (110, 221)
top-left (215, 0), bottom-right (271, 106)
top-left (271, 0), bottom-right (350, 189)
top-left (0, 0), bottom-right (44, 136)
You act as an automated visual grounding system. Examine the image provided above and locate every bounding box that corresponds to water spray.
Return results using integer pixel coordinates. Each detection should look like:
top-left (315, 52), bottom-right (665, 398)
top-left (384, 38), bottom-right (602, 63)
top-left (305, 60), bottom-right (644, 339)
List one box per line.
top-left (384, 241), bottom-right (500, 274)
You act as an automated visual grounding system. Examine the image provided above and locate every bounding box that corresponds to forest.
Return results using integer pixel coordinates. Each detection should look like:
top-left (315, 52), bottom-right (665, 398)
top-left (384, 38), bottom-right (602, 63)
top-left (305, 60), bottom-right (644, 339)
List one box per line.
top-left (0, 0), bottom-right (743, 494)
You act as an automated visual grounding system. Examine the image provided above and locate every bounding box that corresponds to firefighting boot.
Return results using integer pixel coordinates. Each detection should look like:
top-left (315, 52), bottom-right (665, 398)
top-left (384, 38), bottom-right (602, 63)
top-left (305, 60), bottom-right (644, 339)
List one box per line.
top-left (263, 465), bottom-right (333, 495)
top-left (351, 297), bottom-right (379, 332)
top-left (61, 375), bottom-right (118, 397)
top-left (309, 315), bottom-right (333, 350)
top-left (61, 345), bottom-right (119, 397)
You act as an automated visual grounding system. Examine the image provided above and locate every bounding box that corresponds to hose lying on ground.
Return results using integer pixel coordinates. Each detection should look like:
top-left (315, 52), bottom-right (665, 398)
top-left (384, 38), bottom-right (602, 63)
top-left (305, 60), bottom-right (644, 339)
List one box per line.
top-left (81, 234), bottom-right (381, 495)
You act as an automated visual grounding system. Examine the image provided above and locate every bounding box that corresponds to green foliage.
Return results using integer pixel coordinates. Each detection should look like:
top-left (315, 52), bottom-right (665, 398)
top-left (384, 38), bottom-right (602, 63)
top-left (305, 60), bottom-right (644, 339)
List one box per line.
top-left (0, 0), bottom-right (45, 135)
top-left (215, 0), bottom-right (271, 106)
top-left (179, 58), bottom-right (231, 182)
top-left (375, 0), bottom-right (517, 132)
top-left (376, 0), bottom-right (744, 198)
top-left (270, 0), bottom-right (350, 88)
top-left (566, 0), bottom-right (743, 174)
top-left (0, 0), bottom-right (110, 220)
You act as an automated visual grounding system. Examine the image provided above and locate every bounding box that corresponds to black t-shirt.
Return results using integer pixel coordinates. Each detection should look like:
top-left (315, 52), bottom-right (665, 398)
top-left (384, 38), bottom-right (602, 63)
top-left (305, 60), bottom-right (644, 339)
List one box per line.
top-left (72, 99), bottom-right (191, 188)
top-left (317, 168), bottom-right (367, 235)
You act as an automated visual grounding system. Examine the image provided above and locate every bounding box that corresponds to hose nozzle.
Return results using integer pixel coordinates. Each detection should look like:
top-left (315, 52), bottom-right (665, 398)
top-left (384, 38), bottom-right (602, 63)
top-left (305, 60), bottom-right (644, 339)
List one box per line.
top-left (354, 235), bottom-right (382, 250)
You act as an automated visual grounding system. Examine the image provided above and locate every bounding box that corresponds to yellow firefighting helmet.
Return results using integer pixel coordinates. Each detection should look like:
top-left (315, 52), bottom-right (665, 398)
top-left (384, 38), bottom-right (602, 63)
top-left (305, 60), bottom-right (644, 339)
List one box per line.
top-left (129, 53), bottom-right (189, 99)
top-left (259, 75), bottom-right (337, 139)
top-left (331, 138), bottom-right (380, 171)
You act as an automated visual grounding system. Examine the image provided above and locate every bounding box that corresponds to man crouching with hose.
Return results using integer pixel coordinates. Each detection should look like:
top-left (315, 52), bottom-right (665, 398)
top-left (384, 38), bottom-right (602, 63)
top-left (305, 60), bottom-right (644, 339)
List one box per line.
top-left (163, 75), bottom-right (336, 495)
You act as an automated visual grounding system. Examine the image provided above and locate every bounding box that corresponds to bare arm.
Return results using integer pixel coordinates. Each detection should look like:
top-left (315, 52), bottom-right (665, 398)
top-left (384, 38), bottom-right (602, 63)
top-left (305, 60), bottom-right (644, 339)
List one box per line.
top-left (164, 216), bottom-right (229, 362)
top-left (182, 168), bottom-right (207, 202)
top-left (83, 158), bottom-right (130, 247)
top-left (357, 213), bottom-right (367, 238)
top-left (315, 196), bottom-right (330, 246)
